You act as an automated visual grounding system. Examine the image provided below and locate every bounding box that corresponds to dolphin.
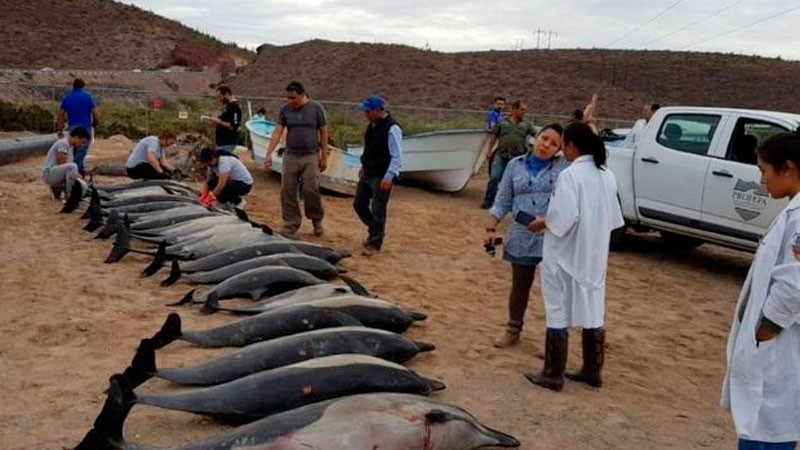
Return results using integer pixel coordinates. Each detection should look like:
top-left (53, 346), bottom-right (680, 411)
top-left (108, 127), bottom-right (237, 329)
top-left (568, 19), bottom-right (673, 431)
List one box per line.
top-left (123, 328), bottom-right (434, 387)
top-left (74, 376), bottom-right (521, 450)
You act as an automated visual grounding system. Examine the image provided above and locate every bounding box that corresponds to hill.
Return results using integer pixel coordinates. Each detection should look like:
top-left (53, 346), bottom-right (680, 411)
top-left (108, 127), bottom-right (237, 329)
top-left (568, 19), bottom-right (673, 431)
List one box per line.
top-left (0, 0), bottom-right (252, 71)
top-left (230, 40), bottom-right (800, 120)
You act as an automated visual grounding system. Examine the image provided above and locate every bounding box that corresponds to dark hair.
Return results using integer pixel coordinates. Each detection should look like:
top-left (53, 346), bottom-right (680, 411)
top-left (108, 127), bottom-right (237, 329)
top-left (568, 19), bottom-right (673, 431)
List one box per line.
top-left (511, 100), bottom-right (523, 109)
top-left (73, 78), bottom-right (85, 89)
top-left (571, 108), bottom-right (584, 121)
top-left (538, 122), bottom-right (564, 136)
top-left (564, 122), bottom-right (606, 168)
top-left (756, 132), bottom-right (800, 172)
top-left (286, 81), bottom-right (306, 95)
top-left (651, 103), bottom-right (661, 113)
top-left (256, 107), bottom-right (266, 115)
top-left (216, 85), bottom-right (233, 96)
top-left (494, 96), bottom-right (506, 102)
top-left (69, 127), bottom-right (90, 139)
top-left (158, 130), bottom-right (176, 140)
top-left (199, 146), bottom-right (218, 163)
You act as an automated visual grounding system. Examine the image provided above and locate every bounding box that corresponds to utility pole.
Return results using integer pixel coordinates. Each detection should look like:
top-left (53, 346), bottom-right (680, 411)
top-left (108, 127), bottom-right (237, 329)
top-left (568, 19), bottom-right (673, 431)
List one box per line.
top-left (533, 28), bottom-right (558, 49)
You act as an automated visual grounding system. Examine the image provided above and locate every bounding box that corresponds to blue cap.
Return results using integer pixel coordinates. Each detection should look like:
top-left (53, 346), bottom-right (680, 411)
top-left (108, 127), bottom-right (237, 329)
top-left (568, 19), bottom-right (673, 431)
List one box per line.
top-left (357, 94), bottom-right (386, 111)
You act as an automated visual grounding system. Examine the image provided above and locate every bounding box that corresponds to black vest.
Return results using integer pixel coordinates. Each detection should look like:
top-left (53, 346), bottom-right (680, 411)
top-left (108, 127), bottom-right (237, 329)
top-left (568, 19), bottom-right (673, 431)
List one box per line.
top-left (361, 114), bottom-right (400, 177)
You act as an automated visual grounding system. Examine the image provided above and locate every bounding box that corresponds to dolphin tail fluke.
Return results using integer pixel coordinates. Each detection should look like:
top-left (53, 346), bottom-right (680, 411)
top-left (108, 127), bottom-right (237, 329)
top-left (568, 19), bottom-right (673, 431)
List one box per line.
top-left (104, 222), bottom-right (131, 264)
top-left (160, 260), bottom-right (181, 286)
top-left (414, 341), bottom-right (436, 353)
top-left (80, 188), bottom-right (99, 220)
top-left (149, 313), bottom-right (182, 349)
top-left (200, 291), bottom-right (221, 315)
top-left (339, 275), bottom-right (371, 297)
top-left (410, 311), bottom-right (428, 322)
top-left (233, 207), bottom-right (250, 221)
top-left (72, 375), bottom-right (134, 450)
top-left (83, 190), bottom-right (104, 231)
top-left (121, 339), bottom-right (156, 389)
top-left (141, 242), bottom-right (168, 278)
top-left (167, 289), bottom-right (195, 307)
top-left (95, 210), bottom-right (120, 240)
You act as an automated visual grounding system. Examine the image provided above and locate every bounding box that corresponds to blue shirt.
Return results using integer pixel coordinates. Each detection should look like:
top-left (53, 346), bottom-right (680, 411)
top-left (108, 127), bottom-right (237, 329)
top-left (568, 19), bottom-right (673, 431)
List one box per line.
top-left (486, 108), bottom-right (504, 131)
top-left (60, 88), bottom-right (96, 130)
top-left (490, 154), bottom-right (569, 264)
top-left (385, 124), bottom-right (403, 180)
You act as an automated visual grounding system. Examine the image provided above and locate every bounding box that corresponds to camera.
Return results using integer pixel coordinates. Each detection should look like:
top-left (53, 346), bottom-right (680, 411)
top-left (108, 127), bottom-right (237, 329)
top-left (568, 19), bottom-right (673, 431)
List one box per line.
top-left (484, 237), bottom-right (503, 257)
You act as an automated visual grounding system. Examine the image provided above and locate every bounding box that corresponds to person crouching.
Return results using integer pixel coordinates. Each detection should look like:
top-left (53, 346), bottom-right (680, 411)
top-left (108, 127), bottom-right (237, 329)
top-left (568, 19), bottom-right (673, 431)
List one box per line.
top-left (199, 146), bottom-right (253, 210)
top-left (42, 126), bottom-right (89, 201)
top-left (125, 131), bottom-right (176, 180)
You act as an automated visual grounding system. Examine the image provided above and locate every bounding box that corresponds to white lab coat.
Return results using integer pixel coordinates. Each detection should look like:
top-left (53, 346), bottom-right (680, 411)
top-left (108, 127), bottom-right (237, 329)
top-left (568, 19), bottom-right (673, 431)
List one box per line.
top-left (721, 193), bottom-right (800, 443)
top-left (540, 155), bottom-right (625, 328)
top-left (623, 119), bottom-right (647, 149)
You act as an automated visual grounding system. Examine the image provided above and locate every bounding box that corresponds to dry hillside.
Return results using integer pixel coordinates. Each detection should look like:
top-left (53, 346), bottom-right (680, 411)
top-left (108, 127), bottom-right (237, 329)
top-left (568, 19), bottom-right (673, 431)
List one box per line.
top-left (0, 0), bottom-right (252, 71)
top-left (230, 40), bottom-right (800, 120)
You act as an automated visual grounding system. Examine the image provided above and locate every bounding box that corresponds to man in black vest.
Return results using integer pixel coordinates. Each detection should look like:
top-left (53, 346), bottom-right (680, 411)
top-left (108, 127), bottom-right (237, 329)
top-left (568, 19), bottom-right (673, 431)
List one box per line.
top-left (354, 95), bottom-right (402, 252)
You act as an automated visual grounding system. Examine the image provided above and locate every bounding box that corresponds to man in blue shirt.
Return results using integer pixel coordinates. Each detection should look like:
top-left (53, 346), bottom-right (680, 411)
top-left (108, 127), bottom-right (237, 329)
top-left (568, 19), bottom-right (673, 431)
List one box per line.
top-left (58, 78), bottom-right (99, 175)
top-left (353, 95), bottom-right (402, 253)
top-left (486, 96), bottom-right (506, 132)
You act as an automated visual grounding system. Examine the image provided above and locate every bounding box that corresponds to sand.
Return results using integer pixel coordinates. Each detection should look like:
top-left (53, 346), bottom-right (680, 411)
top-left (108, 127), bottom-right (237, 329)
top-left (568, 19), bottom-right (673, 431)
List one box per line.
top-left (0, 139), bottom-right (749, 449)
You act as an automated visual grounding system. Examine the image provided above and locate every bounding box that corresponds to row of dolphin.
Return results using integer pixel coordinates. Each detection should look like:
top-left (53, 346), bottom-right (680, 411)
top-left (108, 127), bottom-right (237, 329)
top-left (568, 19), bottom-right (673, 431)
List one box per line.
top-left (63, 179), bottom-right (520, 449)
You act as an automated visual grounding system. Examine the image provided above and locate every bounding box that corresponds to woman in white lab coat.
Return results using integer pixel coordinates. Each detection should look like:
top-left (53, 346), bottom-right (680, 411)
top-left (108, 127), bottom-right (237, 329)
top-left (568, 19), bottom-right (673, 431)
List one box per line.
top-left (721, 132), bottom-right (800, 450)
top-left (524, 122), bottom-right (624, 392)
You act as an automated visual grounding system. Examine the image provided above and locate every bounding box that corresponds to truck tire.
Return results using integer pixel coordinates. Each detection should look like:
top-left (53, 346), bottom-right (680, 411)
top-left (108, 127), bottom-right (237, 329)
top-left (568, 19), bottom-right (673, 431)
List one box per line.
top-left (610, 225), bottom-right (627, 250)
top-left (659, 231), bottom-right (703, 249)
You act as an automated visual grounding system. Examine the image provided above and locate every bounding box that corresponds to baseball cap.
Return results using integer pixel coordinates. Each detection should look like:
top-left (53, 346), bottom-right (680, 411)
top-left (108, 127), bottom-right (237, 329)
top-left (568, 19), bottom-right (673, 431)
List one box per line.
top-left (357, 94), bottom-right (386, 111)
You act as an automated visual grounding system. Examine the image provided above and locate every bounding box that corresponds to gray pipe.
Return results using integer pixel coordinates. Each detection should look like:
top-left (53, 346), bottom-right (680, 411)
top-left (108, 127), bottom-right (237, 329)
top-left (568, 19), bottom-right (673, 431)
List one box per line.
top-left (0, 134), bottom-right (58, 165)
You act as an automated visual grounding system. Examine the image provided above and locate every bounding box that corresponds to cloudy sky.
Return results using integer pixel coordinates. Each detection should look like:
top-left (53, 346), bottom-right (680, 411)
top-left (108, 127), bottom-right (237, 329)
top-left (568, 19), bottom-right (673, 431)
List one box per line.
top-left (125, 0), bottom-right (800, 59)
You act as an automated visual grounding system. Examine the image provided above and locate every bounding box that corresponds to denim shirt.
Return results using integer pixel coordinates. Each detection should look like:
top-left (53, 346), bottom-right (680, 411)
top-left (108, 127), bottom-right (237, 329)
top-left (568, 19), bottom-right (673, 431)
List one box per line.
top-left (490, 154), bottom-right (569, 264)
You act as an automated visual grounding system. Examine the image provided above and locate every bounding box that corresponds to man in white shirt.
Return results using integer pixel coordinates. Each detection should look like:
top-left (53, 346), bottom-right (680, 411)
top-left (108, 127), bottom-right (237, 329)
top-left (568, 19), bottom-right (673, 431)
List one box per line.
top-left (125, 131), bottom-right (176, 180)
top-left (42, 127), bottom-right (89, 201)
top-left (622, 103), bottom-right (660, 149)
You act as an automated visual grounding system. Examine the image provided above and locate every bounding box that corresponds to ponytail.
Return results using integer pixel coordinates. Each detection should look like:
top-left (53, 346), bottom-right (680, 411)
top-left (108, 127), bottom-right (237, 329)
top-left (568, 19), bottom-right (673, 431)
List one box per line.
top-left (756, 132), bottom-right (800, 172)
top-left (564, 122), bottom-right (607, 168)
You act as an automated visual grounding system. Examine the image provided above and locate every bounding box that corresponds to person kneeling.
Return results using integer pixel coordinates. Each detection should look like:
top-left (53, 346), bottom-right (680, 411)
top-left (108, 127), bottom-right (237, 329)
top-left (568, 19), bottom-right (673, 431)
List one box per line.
top-left (125, 131), bottom-right (176, 180)
top-left (199, 146), bottom-right (253, 210)
top-left (42, 126), bottom-right (89, 202)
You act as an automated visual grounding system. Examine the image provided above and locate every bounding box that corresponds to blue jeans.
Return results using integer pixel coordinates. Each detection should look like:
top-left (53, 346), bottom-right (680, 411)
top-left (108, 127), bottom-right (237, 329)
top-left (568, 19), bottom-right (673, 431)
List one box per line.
top-left (482, 152), bottom-right (510, 207)
top-left (739, 439), bottom-right (797, 450)
top-left (73, 139), bottom-right (92, 175)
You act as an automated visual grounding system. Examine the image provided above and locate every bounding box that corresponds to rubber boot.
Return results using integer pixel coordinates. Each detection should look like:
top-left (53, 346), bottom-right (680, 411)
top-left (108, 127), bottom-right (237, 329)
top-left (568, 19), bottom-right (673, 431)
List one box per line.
top-left (524, 328), bottom-right (568, 392)
top-left (565, 327), bottom-right (605, 388)
top-left (493, 322), bottom-right (522, 348)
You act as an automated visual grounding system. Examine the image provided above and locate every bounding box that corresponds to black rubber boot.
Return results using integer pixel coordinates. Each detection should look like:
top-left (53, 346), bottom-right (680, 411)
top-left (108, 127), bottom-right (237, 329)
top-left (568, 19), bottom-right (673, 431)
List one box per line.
top-left (565, 327), bottom-right (605, 388)
top-left (524, 328), bottom-right (568, 392)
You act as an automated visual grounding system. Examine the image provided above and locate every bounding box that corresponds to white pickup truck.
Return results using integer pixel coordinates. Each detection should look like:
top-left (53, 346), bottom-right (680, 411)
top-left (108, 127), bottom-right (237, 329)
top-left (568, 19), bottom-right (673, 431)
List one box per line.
top-left (606, 107), bottom-right (800, 251)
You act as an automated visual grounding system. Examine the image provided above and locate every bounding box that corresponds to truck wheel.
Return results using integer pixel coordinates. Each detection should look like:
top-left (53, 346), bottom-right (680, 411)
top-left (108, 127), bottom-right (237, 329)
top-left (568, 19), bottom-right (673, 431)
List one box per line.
top-left (610, 225), bottom-right (627, 250)
top-left (659, 231), bottom-right (703, 249)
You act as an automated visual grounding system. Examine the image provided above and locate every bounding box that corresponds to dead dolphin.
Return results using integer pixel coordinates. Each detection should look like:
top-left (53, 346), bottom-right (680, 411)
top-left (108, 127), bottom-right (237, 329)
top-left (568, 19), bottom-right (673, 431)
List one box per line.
top-left (148, 308), bottom-right (363, 348)
top-left (101, 194), bottom-right (199, 209)
top-left (74, 376), bottom-right (521, 450)
top-left (205, 295), bottom-right (427, 334)
top-left (124, 328), bottom-right (434, 387)
top-left (128, 353), bottom-right (445, 422)
top-left (162, 253), bottom-right (345, 287)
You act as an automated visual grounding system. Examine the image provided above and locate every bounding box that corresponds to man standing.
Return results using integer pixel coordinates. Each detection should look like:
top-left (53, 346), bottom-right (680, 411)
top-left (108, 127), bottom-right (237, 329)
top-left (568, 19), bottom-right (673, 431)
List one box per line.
top-left (481, 101), bottom-right (536, 209)
top-left (264, 81), bottom-right (328, 238)
top-left (623, 103), bottom-right (660, 149)
top-left (42, 127), bottom-right (89, 203)
top-left (205, 85), bottom-right (242, 156)
top-left (353, 95), bottom-right (402, 253)
top-left (486, 96), bottom-right (506, 132)
top-left (57, 78), bottom-right (99, 176)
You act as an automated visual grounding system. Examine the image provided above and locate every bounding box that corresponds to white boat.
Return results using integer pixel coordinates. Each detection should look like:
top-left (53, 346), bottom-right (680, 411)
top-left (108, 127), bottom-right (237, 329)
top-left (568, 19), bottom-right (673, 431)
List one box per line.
top-left (246, 118), bottom-right (361, 195)
top-left (348, 129), bottom-right (489, 193)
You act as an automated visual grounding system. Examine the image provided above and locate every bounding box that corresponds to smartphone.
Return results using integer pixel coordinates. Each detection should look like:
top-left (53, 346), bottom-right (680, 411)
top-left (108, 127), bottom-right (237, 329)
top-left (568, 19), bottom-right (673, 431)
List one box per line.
top-left (514, 211), bottom-right (536, 226)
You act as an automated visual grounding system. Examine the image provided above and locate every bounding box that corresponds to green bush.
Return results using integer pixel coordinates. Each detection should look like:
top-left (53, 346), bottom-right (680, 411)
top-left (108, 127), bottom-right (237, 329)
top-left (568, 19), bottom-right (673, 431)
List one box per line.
top-left (0, 100), bottom-right (54, 133)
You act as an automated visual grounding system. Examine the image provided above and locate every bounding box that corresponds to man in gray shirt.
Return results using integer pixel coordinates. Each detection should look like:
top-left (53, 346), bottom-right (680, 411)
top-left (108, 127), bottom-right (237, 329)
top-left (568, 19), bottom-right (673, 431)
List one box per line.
top-left (42, 127), bottom-right (89, 203)
top-left (264, 81), bottom-right (328, 237)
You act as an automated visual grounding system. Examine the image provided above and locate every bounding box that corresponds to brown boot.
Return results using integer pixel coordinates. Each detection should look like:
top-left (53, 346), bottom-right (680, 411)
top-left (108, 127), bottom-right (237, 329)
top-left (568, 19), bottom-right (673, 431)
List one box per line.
top-left (565, 327), bottom-right (605, 388)
top-left (524, 328), bottom-right (568, 392)
top-left (493, 323), bottom-right (522, 348)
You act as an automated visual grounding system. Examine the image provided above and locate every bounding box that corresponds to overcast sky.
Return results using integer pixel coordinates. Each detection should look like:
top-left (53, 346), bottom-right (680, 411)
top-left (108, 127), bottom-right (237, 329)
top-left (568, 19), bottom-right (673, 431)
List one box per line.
top-left (125, 0), bottom-right (800, 60)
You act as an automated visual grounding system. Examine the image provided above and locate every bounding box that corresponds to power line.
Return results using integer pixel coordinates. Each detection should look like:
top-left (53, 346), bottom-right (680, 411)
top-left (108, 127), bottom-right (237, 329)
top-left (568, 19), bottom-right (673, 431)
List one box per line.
top-left (605, 0), bottom-right (684, 47)
top-left (682, 3), bottom-right (800, 50)
top-left (643, 0), bottom-right (746, 48)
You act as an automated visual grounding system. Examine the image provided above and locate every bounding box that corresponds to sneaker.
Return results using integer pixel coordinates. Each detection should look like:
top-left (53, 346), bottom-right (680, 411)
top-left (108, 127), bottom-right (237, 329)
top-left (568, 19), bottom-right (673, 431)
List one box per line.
top-left (50, 186), bottom-right (63, 200)
top-left (234, 199), bottom-right (247, 210)
top-left (362, 241), bottom-right (381, 253)
top-left (313, 220), bottom-right (324, 237)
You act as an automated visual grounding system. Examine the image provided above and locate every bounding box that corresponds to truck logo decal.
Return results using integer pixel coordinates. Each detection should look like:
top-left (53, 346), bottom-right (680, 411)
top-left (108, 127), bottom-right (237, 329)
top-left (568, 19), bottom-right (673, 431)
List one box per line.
top-left (732, 179), bottom-right (768, 221)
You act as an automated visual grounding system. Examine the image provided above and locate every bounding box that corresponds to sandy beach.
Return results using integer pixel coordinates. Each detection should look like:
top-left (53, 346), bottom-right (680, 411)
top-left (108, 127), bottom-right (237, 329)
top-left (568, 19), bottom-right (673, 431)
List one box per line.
top-left (0, 138), bottom-right (749, 449)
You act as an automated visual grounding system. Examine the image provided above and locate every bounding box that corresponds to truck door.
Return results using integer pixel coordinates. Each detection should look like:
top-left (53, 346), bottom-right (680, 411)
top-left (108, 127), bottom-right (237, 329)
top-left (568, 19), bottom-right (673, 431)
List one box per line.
top-left (634, 113), bottom-right (724, 224)
top-left (701, 117), bottom-right (790, 243)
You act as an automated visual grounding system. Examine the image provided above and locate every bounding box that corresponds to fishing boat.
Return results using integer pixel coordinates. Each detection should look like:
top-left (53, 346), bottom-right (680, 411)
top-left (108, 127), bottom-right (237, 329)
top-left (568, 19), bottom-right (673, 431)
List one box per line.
top-left (348, 129), bottom-right (489, 193)
top-left (246, 118), bottom-right (361, 195)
